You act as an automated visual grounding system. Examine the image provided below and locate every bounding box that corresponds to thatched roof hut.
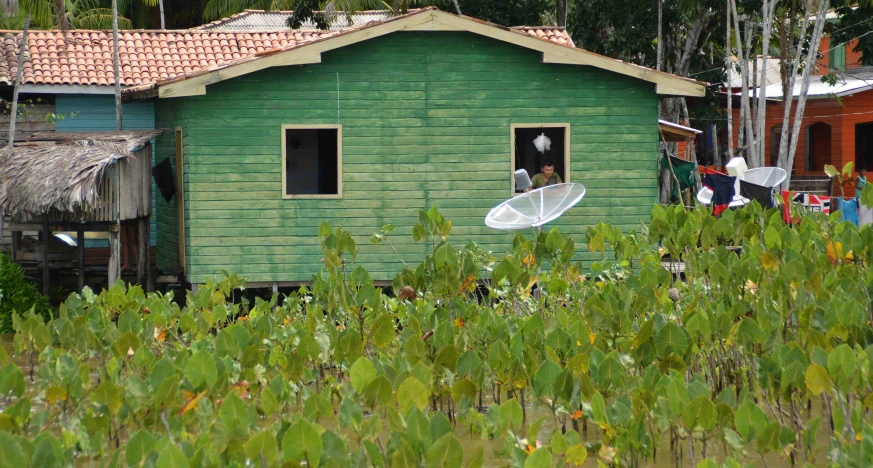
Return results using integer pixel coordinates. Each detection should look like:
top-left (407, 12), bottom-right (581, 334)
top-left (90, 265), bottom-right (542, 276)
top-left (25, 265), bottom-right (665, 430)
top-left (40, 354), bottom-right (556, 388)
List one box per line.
top-left (0, 130), bottom-right (163, 220)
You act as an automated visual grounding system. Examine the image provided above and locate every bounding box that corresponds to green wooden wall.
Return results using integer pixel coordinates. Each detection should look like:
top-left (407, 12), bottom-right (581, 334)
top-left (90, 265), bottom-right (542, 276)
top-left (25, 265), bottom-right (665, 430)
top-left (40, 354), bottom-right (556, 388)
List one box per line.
top-left (155, 32), bottom-right (659, 284)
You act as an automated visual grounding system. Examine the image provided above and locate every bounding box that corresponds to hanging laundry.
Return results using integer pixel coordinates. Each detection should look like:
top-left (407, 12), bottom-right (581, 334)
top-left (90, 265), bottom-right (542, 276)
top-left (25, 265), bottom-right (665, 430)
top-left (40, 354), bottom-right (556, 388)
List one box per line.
top-left (703, 171), bottom-right (736, 216)
top-left (838, 198), bottom-right (860, 226)
top-left (739, 180), bottom-right (774, 208)
top-left (859, 202), bottom-right (873, 226)
top-left (659, 155), bottom-right (697, 201)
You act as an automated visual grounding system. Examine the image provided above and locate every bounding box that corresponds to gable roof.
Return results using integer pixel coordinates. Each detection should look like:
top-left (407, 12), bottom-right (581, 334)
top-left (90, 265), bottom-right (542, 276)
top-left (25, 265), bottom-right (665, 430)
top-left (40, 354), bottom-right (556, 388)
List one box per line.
top-left (193, 9), bottom-right (575, 46)
top-left (0, 15), bottom-right (573, 90)
top-left (125, 8), bottom-right (703, 98)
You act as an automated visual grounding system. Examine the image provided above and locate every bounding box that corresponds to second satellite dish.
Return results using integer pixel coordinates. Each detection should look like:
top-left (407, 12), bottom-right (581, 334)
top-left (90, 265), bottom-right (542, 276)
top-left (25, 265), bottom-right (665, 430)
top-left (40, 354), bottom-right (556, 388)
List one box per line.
top-left (485, 183), bottom-right (586, 230)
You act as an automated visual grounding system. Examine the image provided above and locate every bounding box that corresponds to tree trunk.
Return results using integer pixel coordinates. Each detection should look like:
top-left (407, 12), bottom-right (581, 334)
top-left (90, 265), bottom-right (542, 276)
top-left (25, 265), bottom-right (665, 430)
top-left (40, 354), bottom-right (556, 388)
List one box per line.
top-left (7, 14), bottom-right (29, 152)
top-left (776, 12), bottom-right (810, 171)
top-left (0, 0), bottom-right (16, 16)
top-left (753, 0), bottom-right (777, 167)
top-left (751, 50), bottom-right (758, 164)
top-left (657, 0), bottom-right (663, 71)
top-left (557, 0), bottom-right (567, 27)
top-left (779, 0), bottom-right (829, 190)
top-left (725, 0), bottom-right (733, 162)
top-left (159, 0), bottom-right (166, 29)
top-left (451, 0), bottom-right (462, 16)
top-left (112, 0), bottom-right (122, 131)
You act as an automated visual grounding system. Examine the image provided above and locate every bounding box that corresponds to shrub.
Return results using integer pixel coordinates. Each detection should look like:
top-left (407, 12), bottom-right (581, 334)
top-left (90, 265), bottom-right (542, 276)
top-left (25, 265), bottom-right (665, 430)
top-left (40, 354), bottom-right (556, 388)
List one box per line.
top-left (0, 252), bottom-right (51, 332)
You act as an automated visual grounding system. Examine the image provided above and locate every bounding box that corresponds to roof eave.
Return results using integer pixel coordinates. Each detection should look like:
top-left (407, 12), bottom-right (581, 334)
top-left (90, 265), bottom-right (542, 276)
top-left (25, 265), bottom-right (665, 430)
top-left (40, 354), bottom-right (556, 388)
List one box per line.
top-left (132, 9), bottom-right (705, 99)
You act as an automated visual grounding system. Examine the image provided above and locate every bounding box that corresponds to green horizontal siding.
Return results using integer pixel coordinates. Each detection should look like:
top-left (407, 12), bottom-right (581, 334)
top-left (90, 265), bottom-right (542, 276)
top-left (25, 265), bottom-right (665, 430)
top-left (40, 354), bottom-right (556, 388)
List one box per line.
top-left (156, 32), bottom-right (658, 283)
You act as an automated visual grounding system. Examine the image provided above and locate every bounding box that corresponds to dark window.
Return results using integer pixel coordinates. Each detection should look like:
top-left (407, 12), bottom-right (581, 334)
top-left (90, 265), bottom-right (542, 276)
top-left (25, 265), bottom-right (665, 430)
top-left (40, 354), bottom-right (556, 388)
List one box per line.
top-left (805, 122), bottom-right (832, 172)
top-left (513, 126), bottom-right (567, 192)
top-left (770, 124), bottom-right (782, 167)
top-left (856, 122), bottom-right (873, 171)
top-left (283, 127), bottom-right (340, 196)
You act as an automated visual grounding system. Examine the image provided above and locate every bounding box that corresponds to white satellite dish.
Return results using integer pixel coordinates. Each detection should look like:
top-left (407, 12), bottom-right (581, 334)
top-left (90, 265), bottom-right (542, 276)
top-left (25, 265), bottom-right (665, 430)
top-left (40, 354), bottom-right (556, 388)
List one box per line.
top-left (697, 165), bottom-right (787, 207)
top-left (743, 167), bottom-right (787, 188)
top-left (485, 183), bottom-right (586, 230)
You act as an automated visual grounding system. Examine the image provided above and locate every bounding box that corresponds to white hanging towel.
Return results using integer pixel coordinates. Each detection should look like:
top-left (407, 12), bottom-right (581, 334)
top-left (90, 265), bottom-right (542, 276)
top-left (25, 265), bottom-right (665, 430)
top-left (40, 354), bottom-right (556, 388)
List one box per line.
top-left (859, 202), bottom-right (873, 226)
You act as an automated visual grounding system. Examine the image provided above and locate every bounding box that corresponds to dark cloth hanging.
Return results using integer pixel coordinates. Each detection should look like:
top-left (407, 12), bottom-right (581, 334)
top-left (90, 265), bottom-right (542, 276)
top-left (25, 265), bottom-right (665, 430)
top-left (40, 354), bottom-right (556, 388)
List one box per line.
top-left (660, 155), bottom-right (698, 201)
top-left (703, 170), bottom-right (736, 216)
top-left (152, 158), bottom-right (176, 202)
top-left (739, 180), bottom-right (774, 208)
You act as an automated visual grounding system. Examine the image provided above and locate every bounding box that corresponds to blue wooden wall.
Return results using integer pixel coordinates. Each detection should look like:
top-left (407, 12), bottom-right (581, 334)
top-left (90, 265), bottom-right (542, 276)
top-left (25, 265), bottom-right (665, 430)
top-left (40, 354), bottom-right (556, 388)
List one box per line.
top-left (55, 95), bottom-right (157, 247)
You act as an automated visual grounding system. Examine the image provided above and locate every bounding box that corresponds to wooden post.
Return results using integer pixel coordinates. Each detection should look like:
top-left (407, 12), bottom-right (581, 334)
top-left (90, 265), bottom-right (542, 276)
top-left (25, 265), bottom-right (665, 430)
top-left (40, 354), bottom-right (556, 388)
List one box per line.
top-left (112, 0), bottom-right (122, 131)
top-left (11, 230), bottom-right (20, 262)
top-left (77, 227), bottom-right (85, 292)
top-left (42, 215), bottom-right (50, 296)
top-left (108, 223), bottom-right (120, 286)
top-left (137, 216), bottom-right (149, 290)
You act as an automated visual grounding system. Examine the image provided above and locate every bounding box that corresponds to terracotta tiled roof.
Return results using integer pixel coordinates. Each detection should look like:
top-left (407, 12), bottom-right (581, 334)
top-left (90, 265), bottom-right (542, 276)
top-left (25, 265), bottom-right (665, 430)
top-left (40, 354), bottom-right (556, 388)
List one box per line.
top-left (0, 8), bottom-right (575, 89)
top-left (0, 29), bottom-right (337, 86)
top-left (510, 26), bottom-right (574, 47)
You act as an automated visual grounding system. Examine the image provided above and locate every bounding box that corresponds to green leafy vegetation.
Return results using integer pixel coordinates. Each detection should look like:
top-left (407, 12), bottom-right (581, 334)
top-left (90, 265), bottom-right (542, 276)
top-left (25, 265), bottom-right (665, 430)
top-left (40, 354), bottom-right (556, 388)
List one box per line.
top-left (0, 253), bottom-right (51, 333)
top-left (2, 202), bottom-right (873, 466)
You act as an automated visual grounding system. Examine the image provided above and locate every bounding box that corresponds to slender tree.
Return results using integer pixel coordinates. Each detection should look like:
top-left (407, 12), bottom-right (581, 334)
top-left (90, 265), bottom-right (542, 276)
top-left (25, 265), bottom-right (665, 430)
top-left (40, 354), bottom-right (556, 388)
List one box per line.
top-left (725, 0), bottom-right (732, 164)
top-left (777, 0), bottom-right (829, 189)
top-left (752, 0), bottom-right (776, 167)
top-left (6, 14), bottom-right (29, 152)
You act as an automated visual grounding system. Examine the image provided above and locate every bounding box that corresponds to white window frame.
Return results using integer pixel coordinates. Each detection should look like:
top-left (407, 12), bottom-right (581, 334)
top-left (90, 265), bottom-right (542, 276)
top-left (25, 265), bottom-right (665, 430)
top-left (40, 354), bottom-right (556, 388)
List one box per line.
top-left (281, 124), bottom-right (343, 199)
top-left (510, 123), bottom-right (571, 195)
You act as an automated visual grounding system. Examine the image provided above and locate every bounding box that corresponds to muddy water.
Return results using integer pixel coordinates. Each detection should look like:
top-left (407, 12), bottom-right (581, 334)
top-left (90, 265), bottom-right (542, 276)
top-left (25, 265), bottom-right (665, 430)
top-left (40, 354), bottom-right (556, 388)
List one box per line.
top-left (1, 334), bottom-right (832, 467)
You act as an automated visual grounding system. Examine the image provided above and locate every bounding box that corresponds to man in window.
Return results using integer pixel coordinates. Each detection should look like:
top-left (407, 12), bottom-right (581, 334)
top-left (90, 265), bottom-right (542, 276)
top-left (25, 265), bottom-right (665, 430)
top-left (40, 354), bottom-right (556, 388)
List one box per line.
top-left (528, 160), bottom-right (562, 190)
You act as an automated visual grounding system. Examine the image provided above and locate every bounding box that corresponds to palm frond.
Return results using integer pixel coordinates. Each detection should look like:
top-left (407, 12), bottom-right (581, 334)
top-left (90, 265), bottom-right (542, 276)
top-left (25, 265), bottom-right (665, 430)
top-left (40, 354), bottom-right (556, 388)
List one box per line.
top-left (73, 9), bottom-right (133, 29)
top-left (0, 11), bottom-right (29, 29)
top-left (19, 0), bottom-right (57, 29)
top-left (202, 0), bottom-right (264, 20)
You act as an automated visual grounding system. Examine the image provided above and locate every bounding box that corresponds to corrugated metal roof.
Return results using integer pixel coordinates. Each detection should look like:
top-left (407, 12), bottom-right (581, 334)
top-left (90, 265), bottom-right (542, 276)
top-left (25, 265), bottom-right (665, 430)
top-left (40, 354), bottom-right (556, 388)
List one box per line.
top-left (738, 68), bottom-right (873, 99)
top-left (726, 56), bottom-right (783, 89)
top-left (196, 9), bottom-right (397, 31)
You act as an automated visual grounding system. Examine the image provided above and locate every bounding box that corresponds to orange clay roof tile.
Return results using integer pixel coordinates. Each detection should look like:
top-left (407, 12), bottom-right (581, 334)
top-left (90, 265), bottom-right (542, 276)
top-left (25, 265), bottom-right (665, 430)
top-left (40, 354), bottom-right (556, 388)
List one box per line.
top-left (0, 20), bottom-right (575, 88)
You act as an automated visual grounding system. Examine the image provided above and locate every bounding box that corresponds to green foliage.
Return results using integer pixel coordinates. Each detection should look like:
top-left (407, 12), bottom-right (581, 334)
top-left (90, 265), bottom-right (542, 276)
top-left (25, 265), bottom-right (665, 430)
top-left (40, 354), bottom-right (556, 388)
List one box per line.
top-left (4, 204), bottom-right (873, 465)
top-left (0, 253), bottom-right (51, 333)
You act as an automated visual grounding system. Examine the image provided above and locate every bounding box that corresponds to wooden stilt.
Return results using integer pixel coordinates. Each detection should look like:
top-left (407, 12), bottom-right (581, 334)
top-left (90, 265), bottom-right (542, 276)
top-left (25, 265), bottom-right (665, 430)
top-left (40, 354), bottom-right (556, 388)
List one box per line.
top-left (77, 227), bottom-right (85, 292)
top-left (108, 222), bottom-right (121, 286)
top-left (137, 217), bottom-right (148, 288)
top-left (42, 215), bottom-right (50, 296)
top-left (191, 283), bottom-right (199, 294)
top-left (144, 218), bottom-right (152, 292)
top-left (11, 230), bottom-right (20, 262)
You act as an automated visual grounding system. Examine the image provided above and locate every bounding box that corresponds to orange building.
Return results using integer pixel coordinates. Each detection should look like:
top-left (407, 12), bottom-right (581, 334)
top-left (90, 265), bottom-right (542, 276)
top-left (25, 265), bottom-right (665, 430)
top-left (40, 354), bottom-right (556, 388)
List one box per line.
top-left (730, 38), bottom-right (873, 195)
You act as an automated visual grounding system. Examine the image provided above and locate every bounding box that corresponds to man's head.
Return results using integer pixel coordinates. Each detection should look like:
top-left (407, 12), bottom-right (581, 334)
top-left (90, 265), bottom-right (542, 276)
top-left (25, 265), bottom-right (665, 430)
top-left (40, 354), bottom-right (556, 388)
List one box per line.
top-left (861, 168), bottom-right (867, 176)
top-left (541, 161), bottom-right (555, 179)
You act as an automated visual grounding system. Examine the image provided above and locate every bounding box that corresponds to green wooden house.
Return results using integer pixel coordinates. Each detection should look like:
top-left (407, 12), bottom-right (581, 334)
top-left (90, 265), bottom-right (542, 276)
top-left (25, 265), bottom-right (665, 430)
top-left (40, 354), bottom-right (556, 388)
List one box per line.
top-left (127, 8), bottom-right (705, 286)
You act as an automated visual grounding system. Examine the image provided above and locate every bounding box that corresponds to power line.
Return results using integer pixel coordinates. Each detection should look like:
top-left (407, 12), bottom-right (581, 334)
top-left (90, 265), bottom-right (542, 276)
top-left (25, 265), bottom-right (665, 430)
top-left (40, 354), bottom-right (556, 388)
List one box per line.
top-left (687, 108), bottom-right (873, 122)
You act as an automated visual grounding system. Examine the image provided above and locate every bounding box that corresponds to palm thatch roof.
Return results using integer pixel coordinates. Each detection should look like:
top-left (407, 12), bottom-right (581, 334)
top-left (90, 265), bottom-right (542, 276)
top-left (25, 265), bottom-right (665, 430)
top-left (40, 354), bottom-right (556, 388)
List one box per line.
top-left (0, 130), bottom-right (164, 217)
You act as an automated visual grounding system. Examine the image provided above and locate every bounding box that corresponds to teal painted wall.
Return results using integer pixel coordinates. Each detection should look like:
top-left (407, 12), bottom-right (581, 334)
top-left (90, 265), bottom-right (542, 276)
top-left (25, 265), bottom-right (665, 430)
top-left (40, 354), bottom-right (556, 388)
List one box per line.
top-left (155, 32), bottom-right (659, 283)
top-left (55, 95), bottom-right (158, 248)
